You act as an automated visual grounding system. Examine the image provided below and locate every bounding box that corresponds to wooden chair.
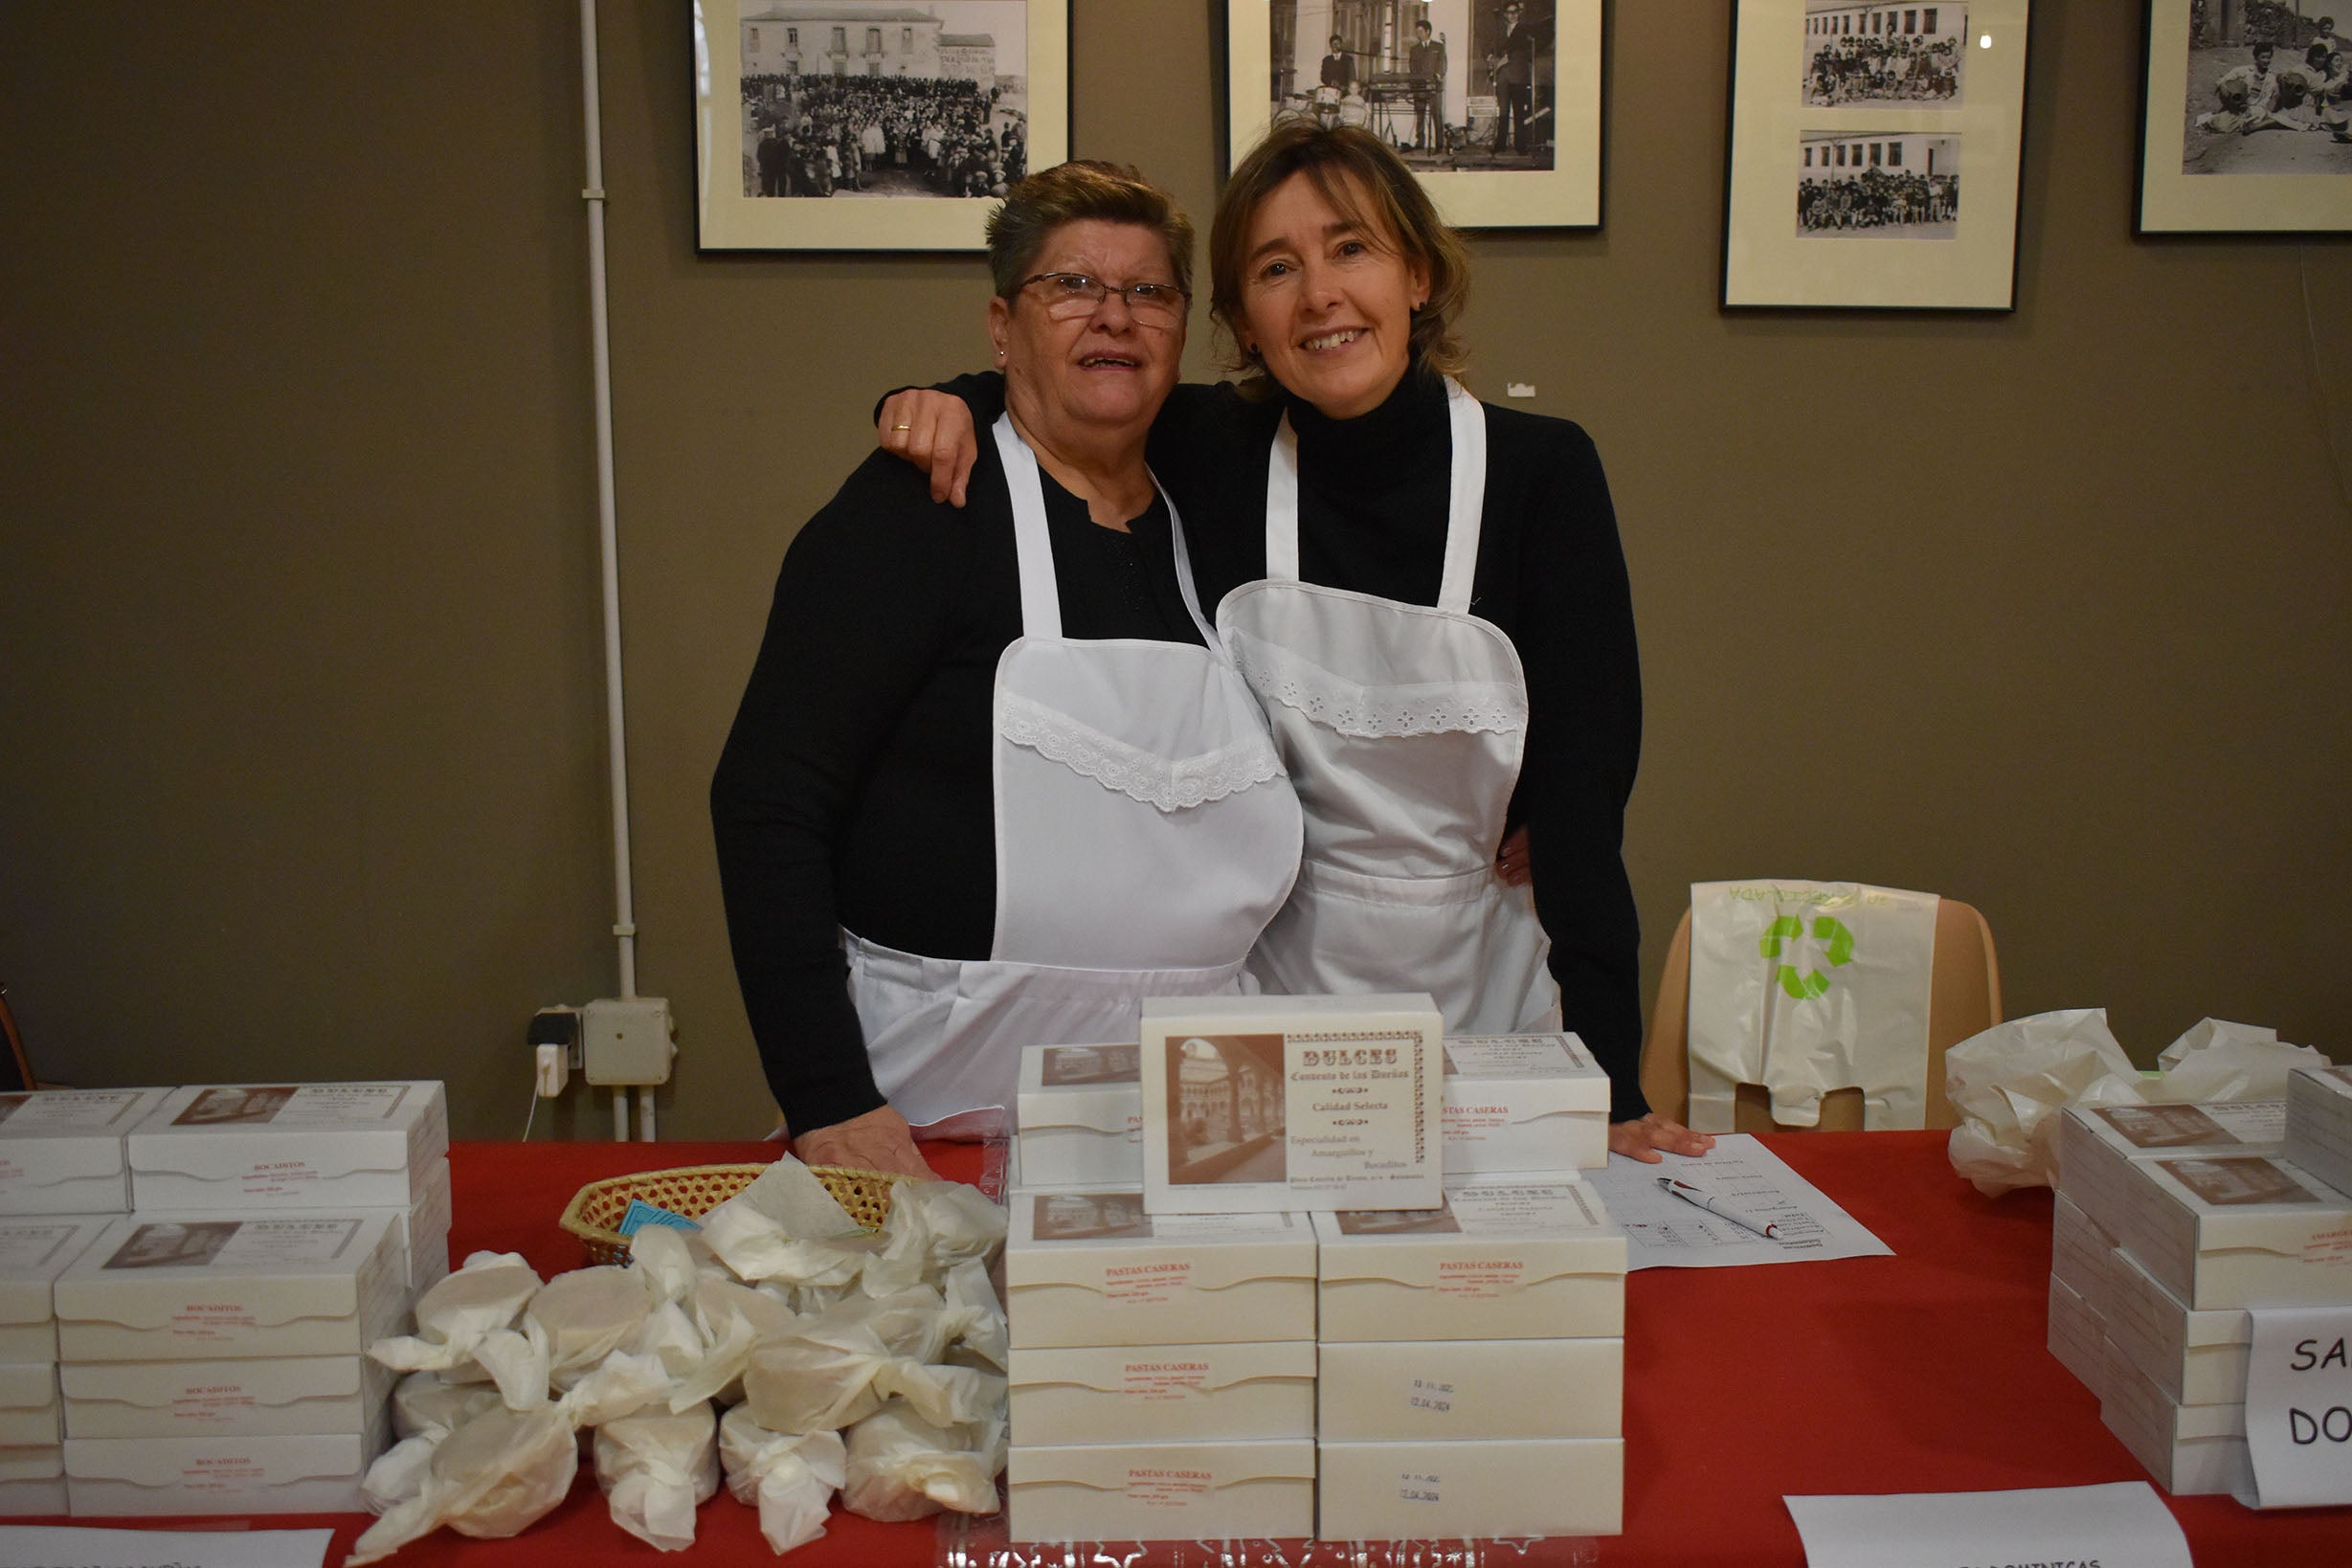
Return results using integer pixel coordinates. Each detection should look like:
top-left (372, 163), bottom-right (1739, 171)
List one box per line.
top-left (1637, 897), bottom-right (2002, 1131)
top-left (0, 983), bottom-right (36, 1093)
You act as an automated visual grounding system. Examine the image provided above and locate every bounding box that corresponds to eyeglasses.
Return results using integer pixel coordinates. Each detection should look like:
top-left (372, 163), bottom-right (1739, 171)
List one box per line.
top-left (1017, 272), bottom-right (1189, 323)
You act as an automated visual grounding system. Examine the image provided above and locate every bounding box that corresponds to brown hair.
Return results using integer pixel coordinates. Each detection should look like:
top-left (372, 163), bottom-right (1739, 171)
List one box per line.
top-left (1209, 121), bottom-right (1472, 397)
top-left (985, 160), bottom-right (1195, 302)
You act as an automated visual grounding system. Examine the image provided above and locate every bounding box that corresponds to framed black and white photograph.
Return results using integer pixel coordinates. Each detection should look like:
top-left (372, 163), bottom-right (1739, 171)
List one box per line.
top-left (1223, 1), bottom-right (1602, 229)
top-left (2136, 1), bottom-right (2352, 234)
top-left (693, 2), bottom-right (1070, 251)
top-left (1724, 2), bottom-right (2031, 310)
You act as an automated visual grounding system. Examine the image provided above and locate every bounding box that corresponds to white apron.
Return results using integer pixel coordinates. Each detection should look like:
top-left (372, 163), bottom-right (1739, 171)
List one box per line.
top-left (844, 414), bottom-right (1304, 1134)
top-left (1217, 377), bottom-right (1559, 1037)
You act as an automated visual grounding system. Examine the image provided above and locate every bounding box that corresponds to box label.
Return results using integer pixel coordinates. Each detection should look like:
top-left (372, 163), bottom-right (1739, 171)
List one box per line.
top-left (2306, 1221), bottom-right (2352, 1268)
top-left (1444, 1036), bottom-right (1578, 1077)
top-left (102, 1217), bottom-right (363, 1270)
top-left (2095, 1101), bottom-right (2284, 1148)
top-left (1398, 1467), bottom-right (1445, 1504)
top-left (2157, 1156), bottom-right (2319, 1207)
top-left (0, 1089), bottom-right (147, 1131)
top-left (173, 1084), bottom-right (408, 1127)
top-left (1125, 1467), bottom-right (1210, 1507)
top-left (0, 1221), bottom-right (87, 1271)
top-left (1405, 1376), bottom-right (1457, 1414)
top-left (1039, 1045), bottom-right (1138, 1086)
top-left (1102, 1260), bottom-right (1192, 1307)
top-left (1123, 1359), bottom-right (1210, 1400)
top-left (1435, 1258), bottom-right (1526, 1299)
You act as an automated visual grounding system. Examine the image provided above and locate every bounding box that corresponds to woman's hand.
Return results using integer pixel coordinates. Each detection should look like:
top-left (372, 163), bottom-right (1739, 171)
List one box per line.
top-left (1495, 825), bottom-right (1532, 886)
top-left (1607, 1113), bottom-right (1714, 1164)
top-left (877, 390), bottom-right (980, 508)
top-left (791, 1104), bottom-right (936, 1179)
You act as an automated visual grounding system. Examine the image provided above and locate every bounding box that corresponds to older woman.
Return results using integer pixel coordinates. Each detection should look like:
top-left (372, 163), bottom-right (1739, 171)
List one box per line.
top-left (878, 123), bottom-right (1707, 1162)
top-left (713, 162), bottom-right (1301, 1177)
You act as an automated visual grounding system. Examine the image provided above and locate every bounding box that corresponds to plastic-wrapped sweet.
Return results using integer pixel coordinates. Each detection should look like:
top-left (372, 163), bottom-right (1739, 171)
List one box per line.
top-left (594, 1401), bottom-right (720, 1552)
top-left (739, 1288), bottom-right (951, 1434)
top-left (668, 1277), bottom-right (800, 1411)
top-left (938, 1259), bottom-right (1007, 1371)
top-left (369, 1252), bottom-right (543, 1379)
top-left (699, 1158), bottom-right (880, 1290)
top-left (474, 1266), bottom-right (657, 1407)
top-left (839, 1397), bottom-right (1004, 1523)
top-left (861, 1183), bottom-right (1008, 1296)
top-left (719, 1403), bottom-right (847, 1555)
top-left (390, 1372), bottom-right (503, 1441)
top-left (869, 1359), bottom-right (1005, 1429)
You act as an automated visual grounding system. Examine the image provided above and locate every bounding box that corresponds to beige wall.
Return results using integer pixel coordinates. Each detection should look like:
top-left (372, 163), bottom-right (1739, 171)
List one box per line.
top-left (2, 4), bottom-right (2344, 1139)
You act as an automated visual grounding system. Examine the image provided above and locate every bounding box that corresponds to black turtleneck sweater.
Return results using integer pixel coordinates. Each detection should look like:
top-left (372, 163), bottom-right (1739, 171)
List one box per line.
top-left (918, 370), bottom-right (1650, 1120)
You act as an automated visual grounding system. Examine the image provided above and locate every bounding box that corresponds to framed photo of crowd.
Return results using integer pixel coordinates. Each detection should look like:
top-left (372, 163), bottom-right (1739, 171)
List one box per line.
top-left (693, 1), bottom-right (1071, 250)
top-left (2136, 0), bottom-right (2352, 234)
top-left (1721, 1), bottom-right (2032, 309)
top-left (1222, 0), bottom-right (1604, 230)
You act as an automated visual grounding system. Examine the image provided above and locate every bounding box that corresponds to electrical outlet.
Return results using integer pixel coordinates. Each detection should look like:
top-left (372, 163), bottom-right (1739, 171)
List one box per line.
top-left (582, 997), bottom-right (676, 1086)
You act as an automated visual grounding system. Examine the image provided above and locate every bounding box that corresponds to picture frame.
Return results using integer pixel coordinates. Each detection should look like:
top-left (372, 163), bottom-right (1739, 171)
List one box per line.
top-left (2135, 1), bottom-right (2352, 235)
top-left (1721, 1), bottom-right (2031, 311)
top-left (1222, 0), bottom-right (1603, 230)
top-left (693, 2), bottom-right (1071, 251)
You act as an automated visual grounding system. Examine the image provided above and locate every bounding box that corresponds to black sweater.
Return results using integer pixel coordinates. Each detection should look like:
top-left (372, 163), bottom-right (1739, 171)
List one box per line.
top-left (709, 439), bottom-right (1205, 1135)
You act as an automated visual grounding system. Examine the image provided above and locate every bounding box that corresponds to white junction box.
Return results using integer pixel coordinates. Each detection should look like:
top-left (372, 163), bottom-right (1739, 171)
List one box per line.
top-left (0, 1446), bottom-right (65, 1516)
top-left (55, 1213), bottom-right (404, 1361)
top-left (1316, 1436), bottom-right (1624, 1539)
top-left (583, 997), bottom-right (677, 1086)
top-left (1006, 1438), bottom-right (1315, 1542)
top-left (1140, 994), bottom-right (1443, 1217)
top-left (1016, 1043), bottom-right (1143, 1190)
top-left (1008, 1340), bottom-right (1315, 1445)
top-left (1003, 1189), bottom-right (1314, 1349)
top-left (127, 1082), bottom-right (449, 1210)
top-left (1313, 1179), bottom-right (1628, 1342)
top-left (0, 1088), bottom-right (169, 1215)
top-left (62, 1353), bottom-right (396, 1439)
top-left (1317, 1336), bottom-right (1623, 1441)
top-left (65, 1424), bottom-right (387, 1515)
top-left (1441, 1035), bottom-right (1611, 1175)
top-left (0, 1217), bottom-right (113, 1362)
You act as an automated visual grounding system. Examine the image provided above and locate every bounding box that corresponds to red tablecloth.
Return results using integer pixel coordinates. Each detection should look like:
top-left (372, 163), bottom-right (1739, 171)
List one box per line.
top-left (54, 1134), bottom-right (2352, 1564)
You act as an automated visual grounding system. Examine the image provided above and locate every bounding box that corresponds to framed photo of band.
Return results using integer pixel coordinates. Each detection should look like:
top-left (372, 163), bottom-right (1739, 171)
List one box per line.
top-left (2135, 1), bottom-right (2352, 235)
top-left (693, 1), bottom-right (1071, 251)
top-left (1721, 2), bottom-right (2032, 310)
top-left (1222, 0), bottom-right (1604, 230)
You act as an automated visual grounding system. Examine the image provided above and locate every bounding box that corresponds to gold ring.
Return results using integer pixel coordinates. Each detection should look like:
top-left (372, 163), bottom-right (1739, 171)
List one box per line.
top-left (890, 423), bottom-right (912, 431)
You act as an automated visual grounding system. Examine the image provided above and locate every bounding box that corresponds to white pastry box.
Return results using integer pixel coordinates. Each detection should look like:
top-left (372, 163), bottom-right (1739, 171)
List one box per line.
top-left (1016, 1044), bottom-right (1144, 1190)
top-left (1006, 1438), bottom-right (1314, 1542)
top-left (0, 1445), bottom-right (65, 1516)
top-left (62, 1353), bottom-right (395, 1439)
top-left (2098, 1352), bottom-right (2248, 1498)
top-left (65, 1425), bottom-right (385, 1515)
top-left (2054, 1100), bottom-right (2285, 1243)
top-left (1317, 1436), bottom-right (1624, 1539)
top-left (2095, 1152), bottom-right (2352, 1310)
top-left (0, 1089), bottom-right (168, 1216)
top-left (127, 1082), bottom-right (448, 1210)
top-left (1004, 1189), bottom-right (1314, 1349)
top-left (2284, 1064), bottom-right (2352, 1199)
top-left (1442, 1035), bottom-right (1610, 1175)
top-left (1317, 1336), bottom-right (1622, 1441)
top-left (0, 1366), bottom-right (58, 1447)
top-left (2050, 1194), bottom-right (2119, 1319)
top-left (1312, 1180), bottom-right (1627, 1342)
top-left (55, 1213), bottom-right (404, 1361)
top-left (2102, 1242), bottom-right (2251, 1408)
top-left (1140, 994), bottom-right (1442, 1217)
top-left (1009, 1339), bottom-right (1313, 1445)
top-left (141, 1154), bottom-right (451, 1293)
top-left (0, 1217), bottom-right (112, 1362)
top-left (2047, 1273), bottom-right (2113, 1401)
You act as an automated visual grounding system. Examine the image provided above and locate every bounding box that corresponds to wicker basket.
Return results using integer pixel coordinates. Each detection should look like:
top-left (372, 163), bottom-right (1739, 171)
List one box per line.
top-left (558, 1161), bottom-right (904, 1266)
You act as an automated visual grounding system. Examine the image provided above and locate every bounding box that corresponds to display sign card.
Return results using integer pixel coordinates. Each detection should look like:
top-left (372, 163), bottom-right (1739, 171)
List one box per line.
top-left (1784, 1482), bottom-right (2192, 1568)
top-left (0, 1526), bottom-right (331, 1568)
top-left (2242, 1304), bottom-right (2352, 1508)
top-left (1139, 993), bottom-right (1441, 1216)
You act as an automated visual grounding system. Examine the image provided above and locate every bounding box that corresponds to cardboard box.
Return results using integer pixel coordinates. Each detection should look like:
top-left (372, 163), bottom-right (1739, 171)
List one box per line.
top-left (2087, 1150), bottom-right (2352, 1310)
top-left (2103, 1242), bottom-right (2251, 1408)
top-left (2047, 1273), bottom-right (2113, 1401)
top-left (2098, 1350), bottom-right (2249, 1498)
top-left (2050, 1193), bottom-right (2118, 1319)
top-left (0, 1365), bottom-right (58, 1447)
top-left (0, 1218), bottom-right (112, 1362)
top-left (1312, 1180), bottom-right (1627, 1342)
top-left (2054, 1100), bottom-right (2285, 1244)
top-left (1008, 1340), bottom-right (1314, 1445)
top-left (1004, 1190), bottom-right (1314, 1349)
top-left (0, 1446), bottom-right (65, 1516)
top-left (56, 1213), bottom-right (404, 1361)
top-left (127, 1082), bottom-right (449, 1210)
top-left (1316, 1436), bottom-right (1623, 1538)
top-left (1441, 1035), bottom-right (1610, 1175)
top-left (62, 1353), bottom-right (395, 1439)
top-left (0, 1089), bottom-right (168, 1216)
top-left (1140, 995), bottom-right (1442, 1217)
top-left (1006, 1438), bottom-right (1314, 1542)
top-left (2284, 1064), bottom-right (2352, 1200)
top-left (1317, 1336), bottom-right (1622, 1441)
top-left (141, 1154), bottom-right (451, 1293)
top-left (65, 1425), bottom-right (385, 1515)
top-left (1017, 1044), bottom-right (1144, 1190)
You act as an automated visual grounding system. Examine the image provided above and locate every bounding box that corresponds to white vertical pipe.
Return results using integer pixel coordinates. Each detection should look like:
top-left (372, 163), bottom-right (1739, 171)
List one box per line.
top-left (580, 0), bottom-right (639, 1003)
top-left (638, 1086), bottom-right (658, 1142)
top-left (614, 1086), bottom-right (630, 1142)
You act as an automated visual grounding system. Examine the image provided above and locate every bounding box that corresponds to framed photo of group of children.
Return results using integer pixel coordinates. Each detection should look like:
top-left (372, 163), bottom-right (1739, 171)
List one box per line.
top-left (1721, 1), bottom-right (2033, 310)
top-left (693, 1), bottom-right (1070, 251)
top-left (2136, 0), bottom-right (2352, 234)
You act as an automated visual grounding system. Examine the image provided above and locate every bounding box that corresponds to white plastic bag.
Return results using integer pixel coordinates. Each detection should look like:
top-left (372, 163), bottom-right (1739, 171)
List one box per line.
top-left (2145, 1018), bottom-right (2329, 1104)
top-left (594, 1401), bottom-right (720, 1552)
top-left (719, 1403), bottom-right (847, 1555)
top-left (1945, 1009), bottom-right (2146, 1196)
top-left (860, 1182), bottom-right (1009, 1296)
top-left (699, 1158), bottom-right (877, 1289)
top-left (368, 1252), bottom-right (542, 1378)
top-left (839, 1398), bottom-right (1003, 1522)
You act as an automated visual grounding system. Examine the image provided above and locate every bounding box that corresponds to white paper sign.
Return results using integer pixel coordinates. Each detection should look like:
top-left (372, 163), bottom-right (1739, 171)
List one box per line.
top-left (1784, 1483), bottom-right (2191, 1568)
top-left (2243, 1303), bottom-right (2352, 1508)
top-left (0, 1527), bottom-right (332, 1568)
top-left (1584, 1134), bottom-right (1892, 1269)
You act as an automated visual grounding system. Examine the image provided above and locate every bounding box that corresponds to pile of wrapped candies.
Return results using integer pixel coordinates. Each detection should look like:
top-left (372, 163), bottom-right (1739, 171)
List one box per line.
top-left (347, 1157), bottom-right (1009, 1562)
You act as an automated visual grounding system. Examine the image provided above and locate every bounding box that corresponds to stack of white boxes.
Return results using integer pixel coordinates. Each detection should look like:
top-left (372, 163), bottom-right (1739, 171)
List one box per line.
top-left (1001, 1027), bottom-right (1624, 1541)
top-left (2283, 1064), bottom-right (2352, 1199)
top-left (53, 1081), bottom-right (446, 1514)
top-left (0, 1087), bottom-right (170, 1517)
top-left (2049, 1093), bottom-right (2352, 1495)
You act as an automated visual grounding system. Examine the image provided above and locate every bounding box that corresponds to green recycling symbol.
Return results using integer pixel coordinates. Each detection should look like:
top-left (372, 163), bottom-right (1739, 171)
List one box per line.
top-left (1759, 915), bottom-right (1855, 1000)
